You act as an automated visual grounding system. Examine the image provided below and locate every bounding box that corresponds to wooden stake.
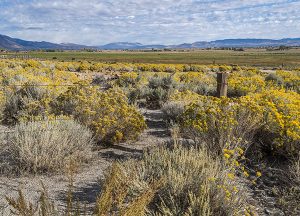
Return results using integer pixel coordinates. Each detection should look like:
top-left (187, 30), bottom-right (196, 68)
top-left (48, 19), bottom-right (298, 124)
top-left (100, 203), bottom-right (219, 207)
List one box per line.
top-left (217, 72), bottom-right (228, 97)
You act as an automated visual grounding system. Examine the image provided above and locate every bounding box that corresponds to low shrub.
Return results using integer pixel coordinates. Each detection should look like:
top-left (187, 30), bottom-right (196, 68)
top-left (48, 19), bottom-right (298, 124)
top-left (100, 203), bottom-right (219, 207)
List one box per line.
top-left (265, 73), bottom-right (284, 86)
top-left (162, 101), bottom-right (186, 125)
top-left (126, 87), bottom-right (142, 105)
top-left (228, 75), bottom-right (265, 97)
top-left (116, 72), bottom-right (140, 87)
top-left (96, 144), bottom-right (251, 215)
top-left (193, 83), bottom-right (216, 96)
top-left (161, 90), bottom-right (203, 125)
top-left (251, 90), bottom-right (300, 156)
top-left (144, 76), bottom-right (177, 108)
top-left (54, 82), bottom-right (146, 144)
top-left (91, 74), bottom-right (107, 85)
top-left (148, 75), bottom-right (176, 90)
top-left (181, 96), bottom-right (263, 154)
top-left (77, 61), bottom-right (90, 72)
top-left (181, 90), bottom-right (300, 157)
top-left (276, 70), bottom-right (300, 93)
top-left (169, 89), bottom-right (201, 101)
top-left (2, 82), bottom-right (53, 125)
top-left (1, 119), bottom-right (94, 174)
top-left (144, 87), bottom-right (172, 108)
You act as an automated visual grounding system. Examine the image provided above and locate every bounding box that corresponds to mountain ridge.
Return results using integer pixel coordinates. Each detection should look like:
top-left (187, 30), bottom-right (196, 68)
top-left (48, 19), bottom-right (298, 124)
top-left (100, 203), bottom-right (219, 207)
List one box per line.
top-left (0, 34), bottom-right (93, 50)
top-left (1, 34), bottom-right (300, 50)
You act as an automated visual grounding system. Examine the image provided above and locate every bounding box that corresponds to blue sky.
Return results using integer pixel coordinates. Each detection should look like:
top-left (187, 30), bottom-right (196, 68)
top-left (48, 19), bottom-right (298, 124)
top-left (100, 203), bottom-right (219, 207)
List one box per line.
top-left (1, 0), bottom-right (300, 45)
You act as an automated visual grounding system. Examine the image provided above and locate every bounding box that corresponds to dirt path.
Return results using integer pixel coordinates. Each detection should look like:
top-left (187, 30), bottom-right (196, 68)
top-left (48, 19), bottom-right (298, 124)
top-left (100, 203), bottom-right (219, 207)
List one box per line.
top-left (0, 109), bottom-right (170, 215)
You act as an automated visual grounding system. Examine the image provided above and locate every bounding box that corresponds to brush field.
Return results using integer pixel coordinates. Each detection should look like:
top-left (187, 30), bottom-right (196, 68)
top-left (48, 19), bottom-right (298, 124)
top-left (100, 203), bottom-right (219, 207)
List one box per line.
top-left (0, 58), bottom-right (299, 215)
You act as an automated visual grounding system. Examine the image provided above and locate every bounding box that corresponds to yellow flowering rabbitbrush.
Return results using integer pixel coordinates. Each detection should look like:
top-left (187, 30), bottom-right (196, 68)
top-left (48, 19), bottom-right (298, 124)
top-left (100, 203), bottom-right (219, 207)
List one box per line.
top-left (55, 81), bottom-right (147, 144)
top-left (181, 88), bottom-right (300, 156)
top-left (250, 89), bottom-right (300, 155)
top-left (181, 95), bottom-right (263, 153)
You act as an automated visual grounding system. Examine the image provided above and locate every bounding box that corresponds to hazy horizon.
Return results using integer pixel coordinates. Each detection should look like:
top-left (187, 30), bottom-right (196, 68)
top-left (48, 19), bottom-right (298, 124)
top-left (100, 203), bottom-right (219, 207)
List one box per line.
top-left (2, 33), bottom-right (300, 47)
top-left (1, 0), bottom-right (300, 45)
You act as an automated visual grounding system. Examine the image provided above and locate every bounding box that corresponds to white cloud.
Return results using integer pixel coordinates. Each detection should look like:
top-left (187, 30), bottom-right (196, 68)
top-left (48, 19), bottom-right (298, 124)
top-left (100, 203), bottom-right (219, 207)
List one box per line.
top-left (0, 0), bottom-right (299, 45)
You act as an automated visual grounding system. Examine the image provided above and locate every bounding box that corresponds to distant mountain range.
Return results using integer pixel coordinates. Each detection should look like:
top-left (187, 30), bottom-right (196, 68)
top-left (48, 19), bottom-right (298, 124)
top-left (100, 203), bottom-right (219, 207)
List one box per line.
top-left (0, 34), bottom-right (92, 50)
top-left (99, 42), bottom-right (167, 50)
top-left (1, 34), bottom-right (300, 50)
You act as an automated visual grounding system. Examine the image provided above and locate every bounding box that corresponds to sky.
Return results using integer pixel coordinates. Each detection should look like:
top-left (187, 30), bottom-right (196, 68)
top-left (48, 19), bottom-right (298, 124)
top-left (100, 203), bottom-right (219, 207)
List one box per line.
top-left (0, 0), bottom-right (300, 45)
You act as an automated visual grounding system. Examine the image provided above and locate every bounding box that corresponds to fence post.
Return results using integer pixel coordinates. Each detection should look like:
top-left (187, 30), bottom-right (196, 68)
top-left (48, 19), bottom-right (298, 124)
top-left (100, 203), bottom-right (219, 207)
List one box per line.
top-left (217, 72), bottom-right (228, 97)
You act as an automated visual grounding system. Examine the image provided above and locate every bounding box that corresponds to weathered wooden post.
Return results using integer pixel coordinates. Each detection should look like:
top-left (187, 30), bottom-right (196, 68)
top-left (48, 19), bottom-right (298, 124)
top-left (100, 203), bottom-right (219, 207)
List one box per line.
top-left (217, 72), bottom-right (228, 97)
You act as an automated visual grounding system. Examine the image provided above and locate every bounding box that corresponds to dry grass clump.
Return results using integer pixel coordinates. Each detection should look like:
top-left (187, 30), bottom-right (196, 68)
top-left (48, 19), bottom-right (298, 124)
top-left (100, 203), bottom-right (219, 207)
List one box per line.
top-left (6, 185), bottom-right (58, 216)
top-left (5, 167), bottom-right (85, 216)
top-left (292, 156), bottom-right (300, 183)
top-left (273, 159), bottom-right (300, 215)
top-left (0, 119), bottom-right (94, 174)
top-left (285, 157), bottom-right (300, 214)
top-left (0, 128), bottom-right (11, 174)
top-left (95, 163), bottom-right (164, 216)
top-left (96, 143), bottom-right (251, 215)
